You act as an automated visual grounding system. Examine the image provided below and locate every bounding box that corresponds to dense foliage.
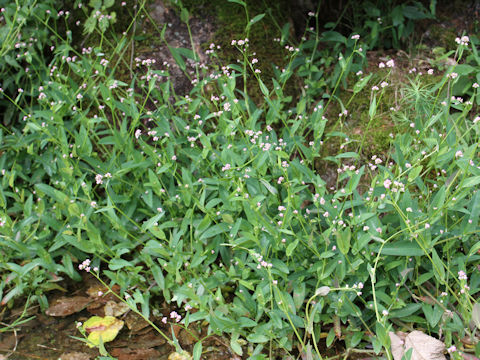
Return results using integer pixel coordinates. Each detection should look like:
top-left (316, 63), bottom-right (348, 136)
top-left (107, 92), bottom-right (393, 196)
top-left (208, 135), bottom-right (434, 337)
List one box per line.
top-left (0, 0), bottom-right (479, 358)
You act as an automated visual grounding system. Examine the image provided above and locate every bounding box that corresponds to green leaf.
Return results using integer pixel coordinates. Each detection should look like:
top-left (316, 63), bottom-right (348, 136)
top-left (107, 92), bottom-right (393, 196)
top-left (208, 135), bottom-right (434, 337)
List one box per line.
top-left (228, 0), bottom-right (246, 6)
top-left (89, 0), bottom-right (102, 8)
top-left (230, 334), bottom-right (243, 355)
top-left (326, 327), bottom-right (335, 347)
top-left (169, 46), bottom-right (186, 71)
top-left (431, 248), bottom-right (445, 282)
top-left (246, 333), bottom-right (269, 343)
top-left (403, 5), bottom-right (430, 19)
top-left (151, 265), bottom-right (165, 291)
top-left (200, 223), bottom-right (229, 240)
top-left (462, 176), bottom-right (480, 188)
top-left (258, 79), bottom-right (269, 97)
top-left (109, 258), bottom-right (133, 270)
top-left (408, 165), bottom-right (423, 183)
top-left (455, 64), bottom-right (475, 75)
top-left (260, 178), bottom-right (277, 195)
top-left (335, 152), bottom-right (359, 159)
top-left (369, 95), bottom-right (377, 118)
top-left (280, 23), bottom-right (290, 43)
top-left (390, 303), bottom-right (421, 318)
top-left (141, 213), bottom-right (165, 231)
top-left (336, 228), bottom-right (351, 255)
top-left (84, 15), bottom-right (97, 34)
top-left (35, 184), bottom-right (68, 204)
top-left (430, 186), bottom-right (445, 211)
top-left (239, 317), bottom-right (257, 327)
top-left (286, 239), bottom-right (299, 257)
top-left (379, 241), bottom-right (424, 256)
top-left (193, 341), bottom-right (202, 360)
top-left (180, 7), bottom-right (189, 23)
top-left (353, 73), bottom-right (372, 94)
top-left (321, 31), bottom-right (346, 44)
top-left (247, 13), bottom-right (265, 30)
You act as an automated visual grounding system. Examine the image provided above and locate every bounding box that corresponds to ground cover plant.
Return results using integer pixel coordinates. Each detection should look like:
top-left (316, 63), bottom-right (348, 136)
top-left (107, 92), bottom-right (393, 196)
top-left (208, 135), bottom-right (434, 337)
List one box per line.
top-left (0, 0), bottom-right (480, 359)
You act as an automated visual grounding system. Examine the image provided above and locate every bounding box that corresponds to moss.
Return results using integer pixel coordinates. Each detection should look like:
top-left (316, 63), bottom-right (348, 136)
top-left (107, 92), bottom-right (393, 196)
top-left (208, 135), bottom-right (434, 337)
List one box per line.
top-left (319, 71), bottom-right (399, 162)
top-left (426, 24), bottom-right (457, 50)
top-left (180, 0), bottom-right (296, 105)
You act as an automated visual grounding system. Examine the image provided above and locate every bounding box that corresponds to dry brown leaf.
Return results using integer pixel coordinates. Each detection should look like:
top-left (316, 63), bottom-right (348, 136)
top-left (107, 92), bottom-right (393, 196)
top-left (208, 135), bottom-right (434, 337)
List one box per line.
top-left (390, 331), bottom-right (446, 360)
top-left (45, 296), bottom-right (91, 317)
top-left (59, 352), bottom-right (92, 360)
top-left (111, 348), bottom-right (161, 360)
top-left (125, 311), bottom-right (150, 332)
top-left (104, 300), bottom-right (130, 317)
top-left (110, 330), bottom-right (167, 348)
top-left (178, 328), bottom-right (199, 346)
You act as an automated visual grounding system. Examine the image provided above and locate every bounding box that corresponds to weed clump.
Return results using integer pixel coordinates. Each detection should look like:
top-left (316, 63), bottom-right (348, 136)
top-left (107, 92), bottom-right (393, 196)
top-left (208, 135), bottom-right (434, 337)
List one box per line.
top-left (0, 1), bottom-right (480, 359)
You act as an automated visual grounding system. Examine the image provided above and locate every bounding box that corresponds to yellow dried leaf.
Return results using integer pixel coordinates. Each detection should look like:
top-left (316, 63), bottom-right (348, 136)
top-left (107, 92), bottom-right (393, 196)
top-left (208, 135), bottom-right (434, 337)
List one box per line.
top-left (82, 316), bottom-right (124, 348)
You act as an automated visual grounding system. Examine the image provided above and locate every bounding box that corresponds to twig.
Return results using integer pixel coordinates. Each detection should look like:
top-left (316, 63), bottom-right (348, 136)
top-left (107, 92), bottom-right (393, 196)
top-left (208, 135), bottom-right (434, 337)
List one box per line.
top-left (36, 344), bottom-right (58, 351)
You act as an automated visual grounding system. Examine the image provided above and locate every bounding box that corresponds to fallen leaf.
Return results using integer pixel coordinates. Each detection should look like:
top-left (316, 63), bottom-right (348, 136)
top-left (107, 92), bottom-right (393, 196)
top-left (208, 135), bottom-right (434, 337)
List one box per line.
top-left (125, 311), bottom-right (150, 332)
top-left (59, 352), bottom-right (92, 360)
top-left (178, 328), bottom-right (199, 346)
top-left (389, 330), bottom-right (445, 360)
top-left (46, 296), bottom-right (91, 316)
top-left (111, 348), bottom-right (161, 360)
top-left (0, 332), bottom-right (23, 350)
top-left (82, 315), bottom-right (124, 347)
top-left (86, 303), bottom-right (105, 317)
top-left (104, 300), bottom-right (130, 317)
top-left (168, 351), bottom-right (192, 360)
top-left (110, 330), bottom-right (166, 348)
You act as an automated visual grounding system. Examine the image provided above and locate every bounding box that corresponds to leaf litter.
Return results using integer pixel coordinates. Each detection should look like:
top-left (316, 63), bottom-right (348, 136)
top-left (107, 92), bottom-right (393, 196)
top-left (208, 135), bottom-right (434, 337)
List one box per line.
top-left (45, 296), bottom-right (91, 317)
